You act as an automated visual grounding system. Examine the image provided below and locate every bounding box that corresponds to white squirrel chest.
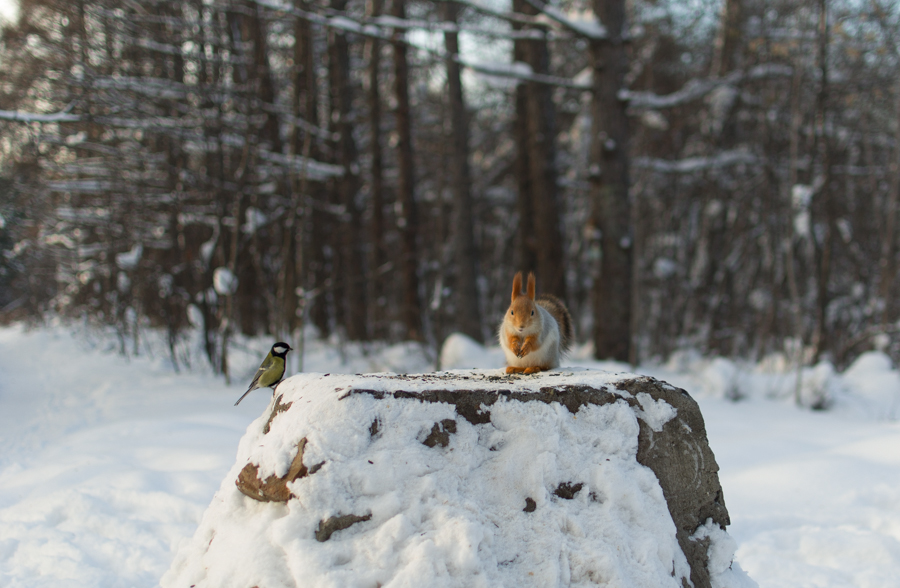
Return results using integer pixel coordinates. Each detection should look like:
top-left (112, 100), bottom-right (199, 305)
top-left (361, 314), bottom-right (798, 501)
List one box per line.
top-left (499, 305), bottom-right (562, 369)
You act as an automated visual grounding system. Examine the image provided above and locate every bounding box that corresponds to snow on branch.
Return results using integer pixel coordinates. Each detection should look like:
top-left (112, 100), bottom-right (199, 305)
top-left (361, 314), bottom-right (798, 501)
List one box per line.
top-left (451, 0), bottom-right (546, 27)
top-left (92, 76), bottom-right (189, 100)
top-left (253, 0), bottom-right (330, 27)
top-left (0, 107), bottom-right (80, 123)
top-left (267, 111), bottom-right (339, 142)
top-left (257, 150), bottom-right (345, 181)
top-left (252, 0), bottom-right (584, 90)
top-left (521, 0), bottom-right (607, 40)
top-left (259, 0), bottom-right (548, 41)
top-left (623, 64), bottom-right (792, 111)
top-left (633, 150), bottom-right (760, 174)
top-left (464, 59), bottom-right (588, 89)
top-left (48, 179), bottom-right (115, 194)
top-left (94, 116), bottom-right (202, 130)
top-left (368, 15), bottom-right (545, 40)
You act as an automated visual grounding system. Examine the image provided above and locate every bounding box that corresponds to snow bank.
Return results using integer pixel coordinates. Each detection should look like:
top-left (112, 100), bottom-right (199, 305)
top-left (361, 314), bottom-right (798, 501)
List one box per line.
top-left (0, 325), bottom-right (247, 588)
top-left (5, 326), bottom-right (900, 587)
top-left (842, 351), bottom-right (900, 419)
top-left (163, 370), bottom-right (753, 588)
top-left (438, 333), bottom-right (504, 370)
top-left (651, 350), bottom-right (858, 412)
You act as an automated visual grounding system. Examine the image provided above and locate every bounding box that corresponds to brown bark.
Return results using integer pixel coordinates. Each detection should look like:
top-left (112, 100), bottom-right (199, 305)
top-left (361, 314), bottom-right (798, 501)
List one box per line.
top-left (367, 0), bottom-right (388, 339)
top-left (524, 33), bottom-right (565, 300)
top-left (511, 0), bottom-right (566, 299)
top-left (157, 2), bottom-right (189, 357)
top-left (329, 0), bottom-right (368, 341)
top-left (710, 0), bottom-right (744, 77)
top-left (443, 1), bottom-right (483, 343)
top-left (289, 5), bottom-right (331, 338)
top-left (785, 66), bottom-right (805, 363)
top-left (220, 7), bottom-right (259, 378)
top-left (244, 0), bottom-right (282, 153)
top-left (279, 0), bottom-right (320, 338)
top-left (590, 0), bottom-right (632, 362)
top-left (811, 0), bottom-right (833, 363)
top-left (391, 0), bottom-right (423, 341)
top-left (512, 0), bottom-right (537, 275)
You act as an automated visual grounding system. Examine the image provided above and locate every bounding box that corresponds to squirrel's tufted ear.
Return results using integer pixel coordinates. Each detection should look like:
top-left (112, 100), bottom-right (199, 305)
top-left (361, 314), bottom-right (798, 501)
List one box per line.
top-left (511, 272), bottom-right (523, 303)
top-left (526, 272), bottom-right (536, 300)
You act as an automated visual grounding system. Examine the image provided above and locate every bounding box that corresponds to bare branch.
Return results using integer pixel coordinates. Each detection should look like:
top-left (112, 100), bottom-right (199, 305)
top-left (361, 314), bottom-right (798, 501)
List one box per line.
top-left (450, 0), bottom-right (545, 26)
top-left (623, 64), bottom-right (793, 111)
top-left (0, 106), bottom-right (80, 123)
top-left (633, 150), bottom-right (760, 173)
top-left (521, 0), bottom-right (607, 40)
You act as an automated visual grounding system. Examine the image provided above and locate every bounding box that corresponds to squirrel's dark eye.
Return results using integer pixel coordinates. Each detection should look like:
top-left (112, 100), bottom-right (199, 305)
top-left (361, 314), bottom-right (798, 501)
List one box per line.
top-left (511, 310), bottom-right (514, 315)
top-left (531, 310), bottom-right (534, 315)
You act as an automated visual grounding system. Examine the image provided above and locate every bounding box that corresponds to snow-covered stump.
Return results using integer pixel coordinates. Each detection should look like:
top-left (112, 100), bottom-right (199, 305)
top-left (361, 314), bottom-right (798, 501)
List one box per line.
top-left (163, 370), bottom-right (754, 588)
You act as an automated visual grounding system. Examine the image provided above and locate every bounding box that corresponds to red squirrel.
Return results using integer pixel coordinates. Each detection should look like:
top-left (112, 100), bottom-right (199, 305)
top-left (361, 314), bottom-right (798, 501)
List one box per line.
top-left (499, 272), bottom-right (573, 374)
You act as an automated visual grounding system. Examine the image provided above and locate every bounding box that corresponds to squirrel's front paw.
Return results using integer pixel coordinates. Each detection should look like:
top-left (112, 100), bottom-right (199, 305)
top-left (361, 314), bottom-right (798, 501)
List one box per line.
top-left (518, 337), bottom-right (536, 357)
top-left (508, 335), bottom-right (523, 356)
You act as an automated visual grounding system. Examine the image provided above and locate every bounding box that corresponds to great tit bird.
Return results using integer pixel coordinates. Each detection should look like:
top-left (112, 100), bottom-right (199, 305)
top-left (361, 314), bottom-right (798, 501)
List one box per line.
top-left (234, 342), bottom-right (292, 406)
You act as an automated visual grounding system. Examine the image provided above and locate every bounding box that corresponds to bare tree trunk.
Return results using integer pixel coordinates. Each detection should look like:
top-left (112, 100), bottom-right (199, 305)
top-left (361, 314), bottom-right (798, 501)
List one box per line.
top-left (443, 1), bottom-right (483, 342)
top-left (524, 35), bottom-right (565, 300)
top-left (590, 0), bottom-right (632, 362)
top-left (158, 1), bottom-right (188, 364)
top-left (219, 7), bottom-right (258, 379)
top-left (786, 65), bottom-right (806, 403)
top-left (279, 0), bottom-right (318, 345)
top-left (197, 0), bottom-right (226, 370)
top-left (328, 0), bottom-right (368, 341)
top-left (512, 0), bottom-right (537, 274)
top-left (511, 0), bottom-right (566, 298)
top-left (289, 7), bottom-right (331, 339)
top-left (710, 0), bottom-right (744, 78)
top-left (366, 0), bottom-right (388, 339)
top-left (811, 0), bottom-right (833, 362)
top-left (245, 0), bottom-right (281, 153)
top-left (391, 0), bottom-right (423, 341)
top-left (879, 78), bottom-right (900, 326)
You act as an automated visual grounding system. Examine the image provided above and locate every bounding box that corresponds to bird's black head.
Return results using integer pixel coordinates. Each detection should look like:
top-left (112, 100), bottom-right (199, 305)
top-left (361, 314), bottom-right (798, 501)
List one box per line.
top-left (271, 342), bottom-right (292, 357)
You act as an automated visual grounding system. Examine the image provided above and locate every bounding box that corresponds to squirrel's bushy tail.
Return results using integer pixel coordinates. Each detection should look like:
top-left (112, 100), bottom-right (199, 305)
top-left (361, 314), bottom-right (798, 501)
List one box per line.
top-left (536, 294), bottom-right (574, 354)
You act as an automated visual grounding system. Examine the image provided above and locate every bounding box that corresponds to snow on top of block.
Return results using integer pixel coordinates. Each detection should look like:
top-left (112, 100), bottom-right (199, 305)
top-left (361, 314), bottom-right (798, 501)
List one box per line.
top-left (163, 369), bottom-right (699, 588)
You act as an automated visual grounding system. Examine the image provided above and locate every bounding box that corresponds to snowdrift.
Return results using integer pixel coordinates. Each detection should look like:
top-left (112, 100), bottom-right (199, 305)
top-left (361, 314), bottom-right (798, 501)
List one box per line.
top-left (162, 369), bottom-right (755, 588)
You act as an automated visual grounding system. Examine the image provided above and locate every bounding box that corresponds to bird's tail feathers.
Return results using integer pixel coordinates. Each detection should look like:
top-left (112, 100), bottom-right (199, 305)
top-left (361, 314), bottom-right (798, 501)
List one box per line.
top-left (234, 387), bottom-right (254, 406)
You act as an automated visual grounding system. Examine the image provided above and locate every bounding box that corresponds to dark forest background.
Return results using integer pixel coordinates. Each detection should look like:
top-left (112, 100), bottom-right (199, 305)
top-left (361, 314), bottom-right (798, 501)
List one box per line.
top-left (1, 0), bottom-right (899, 379)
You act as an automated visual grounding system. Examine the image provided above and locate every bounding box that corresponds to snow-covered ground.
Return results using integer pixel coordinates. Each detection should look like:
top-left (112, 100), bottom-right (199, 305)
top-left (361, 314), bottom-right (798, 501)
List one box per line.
top-left (1, 325), bottom-right (899, 587)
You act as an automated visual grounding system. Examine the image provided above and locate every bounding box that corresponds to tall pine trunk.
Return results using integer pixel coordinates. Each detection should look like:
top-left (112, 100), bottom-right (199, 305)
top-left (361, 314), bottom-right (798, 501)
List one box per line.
top-left (328, 0), bottom-right (368, 341)
top-left (366, 0), bottom-right (388, 339)
top-left (443, 1), bottom-right (482, 342)
top-left (511, 0), bottom-right (565, 298)
top-left (811, 0), bottom-right (833, 363)
top-left (512, 0), bottom-right (537, 275)
top-left (291, 6), bottom-right (331, 339)
top-left (391, 0), bottom-right (423, 341)
top-left (590, 0), bottom-right (632, 362)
